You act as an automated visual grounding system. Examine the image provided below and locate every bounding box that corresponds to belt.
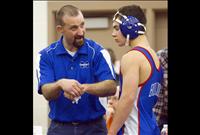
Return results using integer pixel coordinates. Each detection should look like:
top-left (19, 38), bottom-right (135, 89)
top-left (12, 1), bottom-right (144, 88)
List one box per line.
top-left (52, 116), bottom-right (103, 126)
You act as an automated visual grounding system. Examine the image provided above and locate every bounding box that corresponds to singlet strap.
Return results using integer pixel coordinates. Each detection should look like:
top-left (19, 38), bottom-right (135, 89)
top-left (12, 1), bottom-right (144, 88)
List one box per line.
top-left (131, 46), bottom-right (159, 71)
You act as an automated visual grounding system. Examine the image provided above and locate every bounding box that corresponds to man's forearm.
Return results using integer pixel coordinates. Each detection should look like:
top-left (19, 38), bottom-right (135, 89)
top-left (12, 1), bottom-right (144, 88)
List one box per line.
top-left (41, 80), bottom-right (61, 101)
top-left (83, 80), bottom-right (116, 97)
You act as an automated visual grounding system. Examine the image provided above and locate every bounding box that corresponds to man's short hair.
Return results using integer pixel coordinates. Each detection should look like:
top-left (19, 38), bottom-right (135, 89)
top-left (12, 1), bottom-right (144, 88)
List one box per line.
top-left (56, 5), bottom-right (81, 26)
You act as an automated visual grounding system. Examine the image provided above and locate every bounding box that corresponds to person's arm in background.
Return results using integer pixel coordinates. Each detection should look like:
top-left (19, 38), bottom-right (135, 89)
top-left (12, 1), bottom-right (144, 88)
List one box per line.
top-left (108, 52), bottom-right (140, 135)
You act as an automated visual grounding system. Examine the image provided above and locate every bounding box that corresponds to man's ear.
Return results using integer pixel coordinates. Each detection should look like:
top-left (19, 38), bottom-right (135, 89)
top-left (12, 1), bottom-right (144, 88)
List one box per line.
top-left (56, 25), bottom-right (63, 33)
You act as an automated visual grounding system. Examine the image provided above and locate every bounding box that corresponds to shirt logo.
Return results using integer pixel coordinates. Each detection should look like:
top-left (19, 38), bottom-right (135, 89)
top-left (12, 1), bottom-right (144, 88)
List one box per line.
top-left (79, 61), bottom-right (89, 68)
top-left (149, 82), bottom-right (161, 97)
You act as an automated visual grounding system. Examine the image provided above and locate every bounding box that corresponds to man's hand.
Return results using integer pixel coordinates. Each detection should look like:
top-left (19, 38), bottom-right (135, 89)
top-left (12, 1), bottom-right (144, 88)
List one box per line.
top-left (63, 92), bottom-right (75, 100)
top-left (59, 79), bottom-right (84, 97)
top-left (80, 84), bottom-right (89, 92)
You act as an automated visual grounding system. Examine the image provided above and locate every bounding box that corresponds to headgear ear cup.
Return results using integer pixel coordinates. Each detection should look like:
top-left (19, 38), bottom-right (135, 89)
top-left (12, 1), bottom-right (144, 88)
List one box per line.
top-left (119, 16), bottom-right (146, 40)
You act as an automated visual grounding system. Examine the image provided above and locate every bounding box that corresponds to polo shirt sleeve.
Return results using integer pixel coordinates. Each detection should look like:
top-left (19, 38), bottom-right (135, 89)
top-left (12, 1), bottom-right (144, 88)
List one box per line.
top-left (36, 51), bottom-right (55, 94)
top-left (93, 48), bottom-right (116, 82)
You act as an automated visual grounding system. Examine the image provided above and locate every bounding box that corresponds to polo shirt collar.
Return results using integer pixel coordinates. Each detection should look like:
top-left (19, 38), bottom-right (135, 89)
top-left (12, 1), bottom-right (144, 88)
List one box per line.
top-left (55, 36), bottom-right (67, 55)
top-left (77, 40), bottom-right (88, 55)
top-left (55, 36), bottom-right (88, 56)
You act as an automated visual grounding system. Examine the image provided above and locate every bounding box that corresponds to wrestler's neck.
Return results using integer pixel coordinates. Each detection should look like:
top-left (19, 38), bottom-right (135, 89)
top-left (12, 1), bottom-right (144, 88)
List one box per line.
top-left (129, 35), bottom-right (150, 49)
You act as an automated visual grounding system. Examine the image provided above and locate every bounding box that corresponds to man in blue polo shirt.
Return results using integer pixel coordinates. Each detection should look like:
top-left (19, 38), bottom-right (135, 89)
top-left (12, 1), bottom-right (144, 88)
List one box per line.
top-left (36, 5), bottom-right (116, 135)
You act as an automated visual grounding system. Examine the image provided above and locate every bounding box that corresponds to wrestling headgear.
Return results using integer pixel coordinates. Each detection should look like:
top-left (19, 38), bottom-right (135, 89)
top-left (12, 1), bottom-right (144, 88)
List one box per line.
top-left (113, 11), bottom-right (146, 40)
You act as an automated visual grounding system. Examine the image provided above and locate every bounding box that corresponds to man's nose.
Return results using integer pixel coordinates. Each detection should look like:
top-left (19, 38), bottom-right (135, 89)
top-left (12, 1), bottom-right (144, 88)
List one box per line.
top-left (77, 27), bottom-right (84, 35)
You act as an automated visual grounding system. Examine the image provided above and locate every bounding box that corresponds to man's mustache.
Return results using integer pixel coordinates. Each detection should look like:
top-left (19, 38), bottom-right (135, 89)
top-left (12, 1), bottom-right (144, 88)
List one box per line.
top-left (75, 35), bottom-right (84, 39)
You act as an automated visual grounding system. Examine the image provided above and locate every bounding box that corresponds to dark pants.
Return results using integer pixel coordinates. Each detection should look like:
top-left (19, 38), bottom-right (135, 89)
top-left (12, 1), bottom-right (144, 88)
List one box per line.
top-left (158, 116), bottom-right (168, 131)
top-left (47, 117), bottom-right (107, 135)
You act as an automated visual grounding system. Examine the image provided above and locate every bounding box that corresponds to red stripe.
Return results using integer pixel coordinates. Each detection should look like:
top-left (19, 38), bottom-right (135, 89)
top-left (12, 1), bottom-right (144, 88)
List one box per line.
top-left (137, 86), bottom-right (144, 135)
top-left (131, 48), bottom-right (153, 87)
top-left (131, 46), bottom-right (161, 71)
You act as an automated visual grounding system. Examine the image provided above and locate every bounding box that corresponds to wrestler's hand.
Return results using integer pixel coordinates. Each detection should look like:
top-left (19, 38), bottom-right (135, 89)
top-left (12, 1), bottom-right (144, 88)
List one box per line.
top-left (79, 83), bottom-right (89, 93)
top-left (107, 131), bottom-right (116, 135)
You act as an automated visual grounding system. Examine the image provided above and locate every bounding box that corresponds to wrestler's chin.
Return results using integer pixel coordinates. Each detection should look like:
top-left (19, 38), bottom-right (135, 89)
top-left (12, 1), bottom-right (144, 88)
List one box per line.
top-left (117, 43), bottom-right (125, 47)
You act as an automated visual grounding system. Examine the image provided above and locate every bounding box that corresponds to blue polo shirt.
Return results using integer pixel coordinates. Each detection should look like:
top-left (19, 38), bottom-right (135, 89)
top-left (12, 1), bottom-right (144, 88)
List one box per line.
top-left (36, 36), bottom-right (116, 122)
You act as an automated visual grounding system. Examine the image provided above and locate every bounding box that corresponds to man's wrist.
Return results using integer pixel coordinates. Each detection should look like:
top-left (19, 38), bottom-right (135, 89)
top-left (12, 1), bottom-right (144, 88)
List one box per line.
top-left (56, 79), bottom-right (63, 91)
top-left (81, 83), bottom-right (90, 92)
top-left (108, 130), bottom-right (116, 135)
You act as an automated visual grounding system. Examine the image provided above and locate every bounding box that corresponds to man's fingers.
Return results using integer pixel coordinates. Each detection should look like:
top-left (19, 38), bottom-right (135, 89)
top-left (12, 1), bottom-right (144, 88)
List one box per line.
top-left (64, 92), bottom-right (74, 100)
top-left (72, 83), bottom-right (84, 96)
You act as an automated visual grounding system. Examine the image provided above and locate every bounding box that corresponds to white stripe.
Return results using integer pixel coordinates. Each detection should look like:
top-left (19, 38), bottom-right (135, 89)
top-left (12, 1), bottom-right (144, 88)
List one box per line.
top-left (100, 49), bottom-right (115, 79)
top-left (46, 42), bottom-right (59, 53)
top-left (124, 87), bottom-right (141, 135)
top-left (36, 53), bottom-right (41, 84)
top-left (99, 97), bottom-right (107, 110)
top-left (87, 42), bottom-right (95, 59)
